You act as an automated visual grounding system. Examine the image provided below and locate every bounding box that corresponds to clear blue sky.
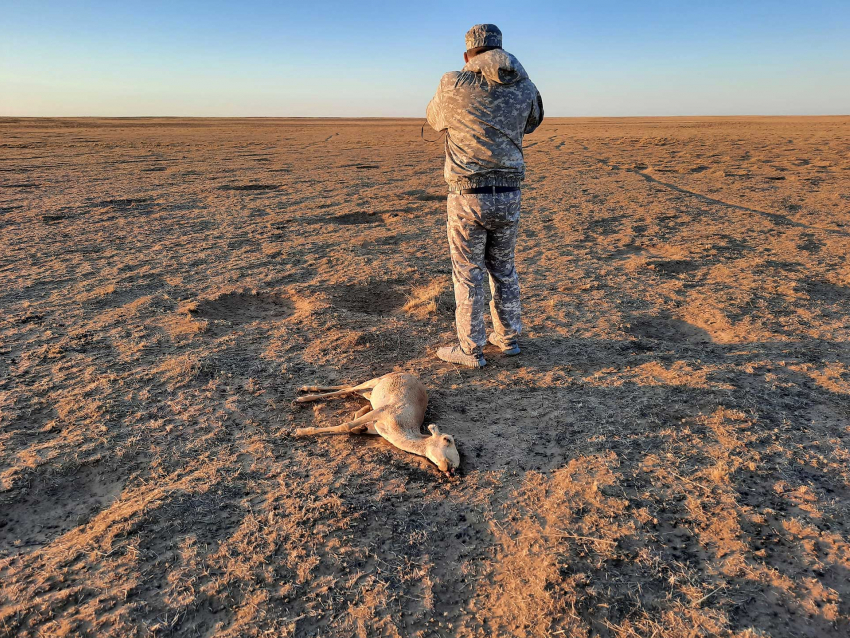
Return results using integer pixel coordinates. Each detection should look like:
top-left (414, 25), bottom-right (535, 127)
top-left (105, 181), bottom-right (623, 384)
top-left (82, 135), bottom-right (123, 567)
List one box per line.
top-left (2, 0), bottom-right (848, 117)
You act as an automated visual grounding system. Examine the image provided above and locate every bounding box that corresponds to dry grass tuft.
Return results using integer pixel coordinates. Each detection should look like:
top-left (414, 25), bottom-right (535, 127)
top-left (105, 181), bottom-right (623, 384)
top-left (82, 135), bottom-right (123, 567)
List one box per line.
top-left (402, 277), bottom-right (453, 320)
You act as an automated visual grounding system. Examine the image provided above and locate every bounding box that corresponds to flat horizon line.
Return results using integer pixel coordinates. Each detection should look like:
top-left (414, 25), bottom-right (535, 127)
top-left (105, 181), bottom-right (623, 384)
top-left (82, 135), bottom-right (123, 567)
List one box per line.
top-left (1, 114), bottom-right (849, 120)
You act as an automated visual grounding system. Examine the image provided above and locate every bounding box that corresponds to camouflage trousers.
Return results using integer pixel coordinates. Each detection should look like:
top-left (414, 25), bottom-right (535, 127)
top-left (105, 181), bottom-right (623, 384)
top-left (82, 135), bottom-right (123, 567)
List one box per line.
top-left (446, 190), bottom-right (522, 356)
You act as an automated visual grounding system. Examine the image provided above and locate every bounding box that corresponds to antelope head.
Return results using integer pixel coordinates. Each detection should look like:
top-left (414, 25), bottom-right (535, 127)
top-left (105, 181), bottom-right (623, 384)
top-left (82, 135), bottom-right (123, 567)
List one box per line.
top-left (425, 424), bottom-right (460, 477)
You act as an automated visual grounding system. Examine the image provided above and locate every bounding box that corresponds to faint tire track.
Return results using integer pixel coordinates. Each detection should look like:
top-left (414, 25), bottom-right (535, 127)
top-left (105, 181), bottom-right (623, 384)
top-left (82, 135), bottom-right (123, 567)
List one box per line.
top-left (628, 168), bottom-right (848, 237)
top-left (561, 139), bottom-right (849, 237)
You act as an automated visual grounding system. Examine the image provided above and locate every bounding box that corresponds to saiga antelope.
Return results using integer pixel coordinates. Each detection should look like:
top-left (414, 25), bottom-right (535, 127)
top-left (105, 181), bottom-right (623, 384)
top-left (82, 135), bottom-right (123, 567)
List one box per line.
top-left (294, 373), bottom-right (460, 476)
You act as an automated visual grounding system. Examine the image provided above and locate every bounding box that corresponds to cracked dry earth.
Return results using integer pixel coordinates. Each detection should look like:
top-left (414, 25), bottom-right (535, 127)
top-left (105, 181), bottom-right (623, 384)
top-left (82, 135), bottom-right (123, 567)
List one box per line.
top-left (1, 116), bottom-right (849, 637)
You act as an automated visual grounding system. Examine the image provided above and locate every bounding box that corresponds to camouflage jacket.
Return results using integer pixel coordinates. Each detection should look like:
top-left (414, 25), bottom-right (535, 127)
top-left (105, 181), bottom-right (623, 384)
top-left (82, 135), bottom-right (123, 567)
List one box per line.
top-left (426, 49), bottom-right (543, 192)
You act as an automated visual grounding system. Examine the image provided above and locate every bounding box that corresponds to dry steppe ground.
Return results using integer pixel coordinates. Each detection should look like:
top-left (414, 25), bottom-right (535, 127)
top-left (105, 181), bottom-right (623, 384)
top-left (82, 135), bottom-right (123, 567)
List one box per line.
top-left (1, 116), bottom-right (849, 637)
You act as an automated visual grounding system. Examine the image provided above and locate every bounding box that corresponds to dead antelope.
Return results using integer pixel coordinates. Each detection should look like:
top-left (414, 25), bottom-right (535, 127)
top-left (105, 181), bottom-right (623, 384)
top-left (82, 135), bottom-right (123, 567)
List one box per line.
top-left (294, 373), bottom-right (460, 476)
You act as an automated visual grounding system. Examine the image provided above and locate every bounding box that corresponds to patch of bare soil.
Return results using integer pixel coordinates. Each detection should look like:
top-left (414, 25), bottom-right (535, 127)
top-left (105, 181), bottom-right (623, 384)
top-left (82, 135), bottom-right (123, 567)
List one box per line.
top-left (1, 116), bottom-right (849, 637)
top-left (187, 290), bottom-right (294, 325)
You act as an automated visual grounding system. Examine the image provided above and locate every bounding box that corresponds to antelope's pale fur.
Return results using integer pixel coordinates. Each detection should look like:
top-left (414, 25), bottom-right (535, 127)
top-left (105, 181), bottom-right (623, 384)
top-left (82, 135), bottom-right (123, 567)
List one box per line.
top-left (294, 373), bottom-right (460, 475)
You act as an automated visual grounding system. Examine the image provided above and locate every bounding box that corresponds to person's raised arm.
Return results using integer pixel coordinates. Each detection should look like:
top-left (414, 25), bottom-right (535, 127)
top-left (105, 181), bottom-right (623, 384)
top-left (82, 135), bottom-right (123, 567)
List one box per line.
top-left (426, 77), bottom-right (447, 132)
top-left (524, 90), bottom-right (544, 135)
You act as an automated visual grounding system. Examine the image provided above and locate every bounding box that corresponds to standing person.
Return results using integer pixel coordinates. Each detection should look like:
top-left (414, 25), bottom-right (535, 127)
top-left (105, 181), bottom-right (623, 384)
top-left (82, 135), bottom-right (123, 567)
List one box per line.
top-left (427, 23), bottom-right (543, 369)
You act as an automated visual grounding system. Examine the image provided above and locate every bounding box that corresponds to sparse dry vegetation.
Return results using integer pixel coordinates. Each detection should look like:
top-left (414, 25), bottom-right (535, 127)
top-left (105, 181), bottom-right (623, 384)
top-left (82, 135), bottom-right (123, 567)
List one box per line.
top-left (402, 278), bottom-right (453, 320)
top-left (1, 116), bottom-right (849, 637)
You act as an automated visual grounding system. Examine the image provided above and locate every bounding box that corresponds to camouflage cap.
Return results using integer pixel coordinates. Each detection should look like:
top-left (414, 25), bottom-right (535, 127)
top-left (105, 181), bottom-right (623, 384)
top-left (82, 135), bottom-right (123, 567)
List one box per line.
top-left (465, 24), bottom-right (502, 51)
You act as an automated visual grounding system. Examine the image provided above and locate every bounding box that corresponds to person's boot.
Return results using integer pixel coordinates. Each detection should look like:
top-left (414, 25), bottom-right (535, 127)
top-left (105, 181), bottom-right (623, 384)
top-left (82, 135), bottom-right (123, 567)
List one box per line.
top-left (436, 345), bottom-right (486, 368)
top-left (488, 333), bottom-right (521, 356)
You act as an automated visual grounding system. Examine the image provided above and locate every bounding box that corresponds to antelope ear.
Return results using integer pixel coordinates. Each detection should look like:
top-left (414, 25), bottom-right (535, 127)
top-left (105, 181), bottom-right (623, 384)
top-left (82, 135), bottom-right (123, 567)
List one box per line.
top-left (428, 423), bottom-right (441, 436)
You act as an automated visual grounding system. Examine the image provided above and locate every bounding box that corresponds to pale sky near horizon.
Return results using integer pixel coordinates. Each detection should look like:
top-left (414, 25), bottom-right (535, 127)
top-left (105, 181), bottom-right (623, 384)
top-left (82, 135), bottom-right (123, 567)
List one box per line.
top-left (2, 0), bottom-right (849, 117)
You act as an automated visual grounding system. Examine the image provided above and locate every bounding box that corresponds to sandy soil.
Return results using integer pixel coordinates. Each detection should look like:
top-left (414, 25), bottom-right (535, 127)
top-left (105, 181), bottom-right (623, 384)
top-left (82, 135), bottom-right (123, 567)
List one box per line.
top-left (1, 116), bottom-right (849, 637)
